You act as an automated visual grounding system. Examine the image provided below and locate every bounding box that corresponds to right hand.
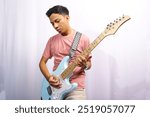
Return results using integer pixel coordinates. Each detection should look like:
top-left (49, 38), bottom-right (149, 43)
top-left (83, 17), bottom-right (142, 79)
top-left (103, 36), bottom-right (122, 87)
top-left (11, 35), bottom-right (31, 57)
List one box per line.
top-left (48, 75), bottom-right (62, 89)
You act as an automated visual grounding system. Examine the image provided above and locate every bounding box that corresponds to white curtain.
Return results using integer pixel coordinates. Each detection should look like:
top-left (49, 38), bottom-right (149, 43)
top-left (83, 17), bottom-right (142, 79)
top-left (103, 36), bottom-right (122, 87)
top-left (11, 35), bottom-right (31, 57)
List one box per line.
top-left (0, 0), bottom-right (150, 99)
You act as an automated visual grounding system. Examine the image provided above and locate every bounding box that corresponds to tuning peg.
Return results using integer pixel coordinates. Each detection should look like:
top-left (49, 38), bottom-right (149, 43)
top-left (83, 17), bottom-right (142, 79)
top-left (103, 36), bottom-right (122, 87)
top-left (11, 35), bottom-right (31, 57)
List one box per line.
top-left (107, 24), bottom-right (110, 27)
top-left (119, 17), bottom-right (122, 21)
top-left (115, 19), bottom-right (118, 23)
top-left (106, 26), bottom-right (109, 29)
top-left (110, 22), bottom-right (113, 26)
top-left (122, 14), bottom-right (125, 18)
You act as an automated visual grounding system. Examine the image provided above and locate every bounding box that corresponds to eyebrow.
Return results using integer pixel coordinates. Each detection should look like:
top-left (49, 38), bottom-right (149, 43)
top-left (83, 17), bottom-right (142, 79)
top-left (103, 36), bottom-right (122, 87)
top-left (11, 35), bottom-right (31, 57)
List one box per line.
top-left (50, 18), bottom-right (60, 24)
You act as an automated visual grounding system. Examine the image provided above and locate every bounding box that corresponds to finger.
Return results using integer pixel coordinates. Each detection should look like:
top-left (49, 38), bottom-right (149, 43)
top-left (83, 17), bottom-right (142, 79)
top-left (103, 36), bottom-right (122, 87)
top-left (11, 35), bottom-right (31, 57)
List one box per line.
top-left (87, 56), bottom-right (92, 60)
top-left (78, 57), bottom-right (82, 63)
top-left (51, 82), bottom-right (62, 89)
top-left (77, 57), bottom-right (82, 66)
top-left (49, 76), bottom-right (59, 83)
top-left (78, 56), bottom-right (86, 63)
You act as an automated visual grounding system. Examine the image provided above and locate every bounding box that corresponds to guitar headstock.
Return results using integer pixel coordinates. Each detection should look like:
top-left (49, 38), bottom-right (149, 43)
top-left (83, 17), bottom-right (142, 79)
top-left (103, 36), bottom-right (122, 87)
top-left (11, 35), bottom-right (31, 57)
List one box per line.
top-left (103, 15), bottom-right (131, 37)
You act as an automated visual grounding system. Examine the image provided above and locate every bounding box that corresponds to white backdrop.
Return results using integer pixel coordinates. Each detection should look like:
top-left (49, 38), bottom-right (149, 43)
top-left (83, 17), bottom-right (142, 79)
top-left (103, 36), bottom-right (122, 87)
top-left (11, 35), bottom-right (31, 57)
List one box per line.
top-left (0, 0), bottom-right (150, 99)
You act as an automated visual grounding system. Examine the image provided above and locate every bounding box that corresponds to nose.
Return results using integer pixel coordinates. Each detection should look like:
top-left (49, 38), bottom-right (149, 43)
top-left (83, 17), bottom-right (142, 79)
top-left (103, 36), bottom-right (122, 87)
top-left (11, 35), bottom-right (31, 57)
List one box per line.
top-left (53, 23), bottom-right (58, 29)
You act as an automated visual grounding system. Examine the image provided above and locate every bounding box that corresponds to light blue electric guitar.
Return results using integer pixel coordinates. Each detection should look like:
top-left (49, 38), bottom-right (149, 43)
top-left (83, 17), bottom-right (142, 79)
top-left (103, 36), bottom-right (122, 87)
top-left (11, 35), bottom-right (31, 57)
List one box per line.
top-left (41, 15), bottom-right (131, 100)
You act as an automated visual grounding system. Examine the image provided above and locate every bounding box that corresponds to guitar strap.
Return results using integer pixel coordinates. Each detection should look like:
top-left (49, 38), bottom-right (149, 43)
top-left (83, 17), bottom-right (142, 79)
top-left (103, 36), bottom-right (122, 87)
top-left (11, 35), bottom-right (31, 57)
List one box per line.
top-left (68, 31), bottom-right (82, 58)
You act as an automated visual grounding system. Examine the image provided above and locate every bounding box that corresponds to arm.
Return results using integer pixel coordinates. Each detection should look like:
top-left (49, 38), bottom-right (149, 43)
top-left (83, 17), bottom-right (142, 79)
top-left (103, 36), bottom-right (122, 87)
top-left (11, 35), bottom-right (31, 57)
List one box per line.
top-left (39, 56), bottom-right (61, 88)
top-left (39, 56), bottom-right (51, 81)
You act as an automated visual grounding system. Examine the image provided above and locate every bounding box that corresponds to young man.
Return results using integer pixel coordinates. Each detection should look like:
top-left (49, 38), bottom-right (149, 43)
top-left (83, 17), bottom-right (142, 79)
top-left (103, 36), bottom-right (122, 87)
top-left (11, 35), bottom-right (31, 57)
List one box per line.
top-left (39, 5), bottom-right (92, 100)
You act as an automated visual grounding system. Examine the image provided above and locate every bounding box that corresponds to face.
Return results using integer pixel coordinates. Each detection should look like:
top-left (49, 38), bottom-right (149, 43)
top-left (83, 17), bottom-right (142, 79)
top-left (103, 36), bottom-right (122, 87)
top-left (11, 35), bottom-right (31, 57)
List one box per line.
top-left (49, 13), bottom-right (70, 35)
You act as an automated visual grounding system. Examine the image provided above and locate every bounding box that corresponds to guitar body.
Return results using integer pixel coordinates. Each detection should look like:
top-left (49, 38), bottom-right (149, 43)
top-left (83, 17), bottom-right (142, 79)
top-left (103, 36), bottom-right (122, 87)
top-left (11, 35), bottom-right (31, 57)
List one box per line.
top-left (41, 56), bottom-right (78, 100)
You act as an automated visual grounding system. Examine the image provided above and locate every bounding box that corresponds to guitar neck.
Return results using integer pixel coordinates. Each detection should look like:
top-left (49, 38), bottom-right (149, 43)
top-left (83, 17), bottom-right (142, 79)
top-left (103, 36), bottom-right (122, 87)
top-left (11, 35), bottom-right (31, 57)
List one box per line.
top-left (61, 33), bottom-right (105, 79)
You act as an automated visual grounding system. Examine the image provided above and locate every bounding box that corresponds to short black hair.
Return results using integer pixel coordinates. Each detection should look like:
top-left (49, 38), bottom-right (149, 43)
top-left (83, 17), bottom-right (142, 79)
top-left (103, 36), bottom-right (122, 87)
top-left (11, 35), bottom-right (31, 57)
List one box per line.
top-left (46, 5), bottom-right (69, 17)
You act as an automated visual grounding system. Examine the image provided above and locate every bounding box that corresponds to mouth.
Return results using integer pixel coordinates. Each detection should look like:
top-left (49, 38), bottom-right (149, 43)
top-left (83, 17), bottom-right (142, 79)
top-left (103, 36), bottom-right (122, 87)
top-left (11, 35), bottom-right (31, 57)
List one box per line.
top-left (56, 28), bottom-right (61, 33)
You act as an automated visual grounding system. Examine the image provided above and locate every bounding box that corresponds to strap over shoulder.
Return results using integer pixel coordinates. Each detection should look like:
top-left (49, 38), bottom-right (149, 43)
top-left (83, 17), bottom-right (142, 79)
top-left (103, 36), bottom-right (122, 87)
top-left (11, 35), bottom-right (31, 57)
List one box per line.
top-left (69, 32), bottom-right (82, 58)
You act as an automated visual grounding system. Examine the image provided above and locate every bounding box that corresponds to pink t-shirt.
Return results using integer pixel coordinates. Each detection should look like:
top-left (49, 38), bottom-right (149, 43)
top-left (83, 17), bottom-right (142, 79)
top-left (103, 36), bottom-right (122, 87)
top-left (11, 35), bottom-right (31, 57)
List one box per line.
top-left (43, 31), bottom-right (90, 89)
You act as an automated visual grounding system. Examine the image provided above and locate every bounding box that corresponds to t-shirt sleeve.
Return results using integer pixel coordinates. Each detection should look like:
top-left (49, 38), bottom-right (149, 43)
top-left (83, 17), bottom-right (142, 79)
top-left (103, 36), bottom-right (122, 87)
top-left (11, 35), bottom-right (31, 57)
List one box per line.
top-left (42, 38), bottom-right (53, 60)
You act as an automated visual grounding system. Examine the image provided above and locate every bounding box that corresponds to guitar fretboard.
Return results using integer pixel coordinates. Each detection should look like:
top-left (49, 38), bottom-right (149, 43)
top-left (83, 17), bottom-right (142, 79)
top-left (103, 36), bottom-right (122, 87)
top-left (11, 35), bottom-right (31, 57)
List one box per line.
top-left (61, 33), bottom-right (105, 79)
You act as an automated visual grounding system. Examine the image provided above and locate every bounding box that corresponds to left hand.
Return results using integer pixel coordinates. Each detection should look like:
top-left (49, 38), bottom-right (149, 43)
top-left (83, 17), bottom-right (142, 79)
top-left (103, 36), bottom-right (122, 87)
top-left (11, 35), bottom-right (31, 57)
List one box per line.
top-left (77, 55), bottom-right (92, 69)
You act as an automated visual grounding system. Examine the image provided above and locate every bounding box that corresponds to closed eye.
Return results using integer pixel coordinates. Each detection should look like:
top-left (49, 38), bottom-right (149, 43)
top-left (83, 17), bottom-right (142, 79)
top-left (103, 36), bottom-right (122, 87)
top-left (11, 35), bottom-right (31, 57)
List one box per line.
top-left (51, 19), bottom-right (60, 26)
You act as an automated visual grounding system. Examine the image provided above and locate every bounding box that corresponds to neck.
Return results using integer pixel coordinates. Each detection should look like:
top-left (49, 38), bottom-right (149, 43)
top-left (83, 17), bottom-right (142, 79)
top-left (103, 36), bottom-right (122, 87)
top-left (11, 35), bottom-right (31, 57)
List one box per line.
top-left (62, 27), bottom-right (73, 36)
